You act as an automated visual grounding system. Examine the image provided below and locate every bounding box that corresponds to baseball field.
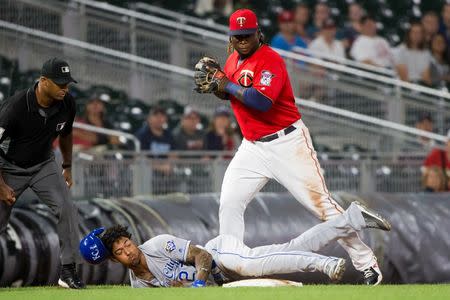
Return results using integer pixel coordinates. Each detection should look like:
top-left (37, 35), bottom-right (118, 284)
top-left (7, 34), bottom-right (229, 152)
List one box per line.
top-left (1, 285), bottom-right (449, 300)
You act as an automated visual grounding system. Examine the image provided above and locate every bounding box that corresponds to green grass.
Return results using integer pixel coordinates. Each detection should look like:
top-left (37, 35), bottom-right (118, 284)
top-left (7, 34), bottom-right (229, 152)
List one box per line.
top-left (1, 284), bottom-right (449, 300)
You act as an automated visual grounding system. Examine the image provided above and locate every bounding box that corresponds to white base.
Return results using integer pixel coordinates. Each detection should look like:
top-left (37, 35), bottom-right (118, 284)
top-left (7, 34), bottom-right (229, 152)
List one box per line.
top-left (58, 279), bottom-right (70, 289)
top-left (223, 279), bottom-right (303, 288)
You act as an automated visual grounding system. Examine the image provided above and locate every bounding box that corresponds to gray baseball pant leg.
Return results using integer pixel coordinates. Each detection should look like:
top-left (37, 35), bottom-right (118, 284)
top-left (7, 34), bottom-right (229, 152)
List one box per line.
top-left (205, 203), bottom-right (366, 277)
top-left (250, 202), bottom-right (366, 253)
top-left (29, 159), bottom-right (81, 265)
top-left (0, 171), bottom-right (32, 234)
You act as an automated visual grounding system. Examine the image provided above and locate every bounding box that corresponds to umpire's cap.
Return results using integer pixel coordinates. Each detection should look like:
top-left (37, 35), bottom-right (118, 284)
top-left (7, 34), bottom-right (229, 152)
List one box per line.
top-left (41, 57), bottom-right (77, 85)
top-left (229, 9), bottom-right (258, 36)
top-left (79, 227), bottom-right (109, 264)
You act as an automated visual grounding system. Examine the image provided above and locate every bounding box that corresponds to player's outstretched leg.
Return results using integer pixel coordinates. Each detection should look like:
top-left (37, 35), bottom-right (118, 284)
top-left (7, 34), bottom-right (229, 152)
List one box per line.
top-left (271, 121), bottom-right (389, 285)
top-left (206, 235), bottom-right (347, 282)
top-left (354, 201), bottom-right (391, 231)
top-left (324, 258), bottom-right (346, 282)
top-left (249, 201), bottom-right (389, 256)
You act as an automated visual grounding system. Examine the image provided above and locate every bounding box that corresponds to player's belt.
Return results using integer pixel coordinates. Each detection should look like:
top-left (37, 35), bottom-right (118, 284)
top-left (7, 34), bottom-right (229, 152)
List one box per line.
top-left (257, 125), bottom-right (297, 143)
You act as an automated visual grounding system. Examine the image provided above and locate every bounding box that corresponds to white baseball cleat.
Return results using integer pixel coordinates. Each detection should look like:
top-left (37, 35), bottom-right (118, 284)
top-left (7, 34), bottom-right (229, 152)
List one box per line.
top-left (354, 201), bottom-right (392, 231)
top-left (323, 258), bottom-right (346, 282)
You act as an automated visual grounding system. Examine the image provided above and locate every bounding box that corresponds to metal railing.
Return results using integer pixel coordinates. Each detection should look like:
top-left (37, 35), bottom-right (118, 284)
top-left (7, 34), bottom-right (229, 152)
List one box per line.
top-left (73, 122), bottom-right (141, 152)
top-left (70, 150), bottom-right (428, 198)
top-left (281, 49), bottom-right (450, 134)
top-left (131, 1), bottom-right (228, 34)
top-left (2, 0), bottom-right (449, 135)
top-left (0, 0), bottom-right (415, 76)
top-left (75, 0), bottom-right (396, 77)
top-left (288, 47), bottom-right (396, 77)
top-left (296, 99), bottom-right (448, 144)
top-left (0, 20), bottom-right (447, 153)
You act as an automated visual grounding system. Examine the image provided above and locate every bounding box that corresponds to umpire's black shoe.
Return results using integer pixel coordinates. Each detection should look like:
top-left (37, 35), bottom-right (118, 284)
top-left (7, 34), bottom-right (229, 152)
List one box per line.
top-left (354, 201), bottom-right (392, 231)
top-left (362, 266), bottom-right (382, 286)
top-left (58, 263), bottom-right (86, 289)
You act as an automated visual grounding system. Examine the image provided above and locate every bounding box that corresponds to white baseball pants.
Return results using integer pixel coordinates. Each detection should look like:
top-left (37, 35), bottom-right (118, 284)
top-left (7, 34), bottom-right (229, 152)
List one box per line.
top-left (207, 202), bottom-right (366, 276)
top-left (219, 119), bottom-right (375, 271)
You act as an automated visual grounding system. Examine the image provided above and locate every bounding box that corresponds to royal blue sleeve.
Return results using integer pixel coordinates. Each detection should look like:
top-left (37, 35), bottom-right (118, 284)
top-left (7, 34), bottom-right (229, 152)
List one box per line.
top-left (224, 82), bottom-right (273, 112)
top-left (242, 88), bottom-right (273, 112)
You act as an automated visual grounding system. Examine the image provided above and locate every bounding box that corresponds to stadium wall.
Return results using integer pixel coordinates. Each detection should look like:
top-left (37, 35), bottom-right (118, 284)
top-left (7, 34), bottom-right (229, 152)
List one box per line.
top-left (0, 192), bottom-right (449, 286)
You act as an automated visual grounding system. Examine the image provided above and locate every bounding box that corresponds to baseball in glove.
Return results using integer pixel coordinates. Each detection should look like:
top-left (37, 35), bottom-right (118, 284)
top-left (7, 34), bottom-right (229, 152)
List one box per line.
top-left (194, 56), bottom-right (229, 93)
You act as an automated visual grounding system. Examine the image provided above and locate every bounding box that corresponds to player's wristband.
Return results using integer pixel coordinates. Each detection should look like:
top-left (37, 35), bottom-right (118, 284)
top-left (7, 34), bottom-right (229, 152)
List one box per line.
top-left (224, 82), bottom-right (245, 99)
top-left (62, 163), bottom-right (72, 169)
top-left (191, 279), bottom-right (206, 287)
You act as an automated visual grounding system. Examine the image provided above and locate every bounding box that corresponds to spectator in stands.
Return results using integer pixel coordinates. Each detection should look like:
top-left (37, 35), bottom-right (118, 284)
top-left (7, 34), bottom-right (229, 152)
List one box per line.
top-left (439, 3), bottom-right (450, 54)
top-left (194, 0), bottom-right (232, 18)
top-left (422, 11), bottom-right (440, 47)
top-left (350, 15), bottom-right (393, 68)
top-left (394, 22), bottom-right (432, 86)
top-left (422, 129), bottom-right (450, 191)
top-left (135, 106), bottom-right (177, 193)
top-left (294, 3), bottom-right (311, 44)
top-left (172, 106), bottom-right (205, 151)
top-left (414, 113), bottom-right (435, 150)
top-left (233, 0), bottom-right (253, 11)
top-left (72, 96), bottom-right (120, 150)
top-left (306, 2), bottom-right (330, 40)
top-left (302, 19), bottom-right (344, 102)
top-left (309, 18), bottom-right (345, 60)
top-left (429, 33), bottom-right (450, 88)
top-left (135, 106), bottom-right (175, 155)
top-left (339, 2), bottom-right (364, 53)
top-left (270, 10), bottom-right (308, 53)
top-left (204, 106), bottom-right (237, 151)
top-left (422, 166), bottom-right (446, 192)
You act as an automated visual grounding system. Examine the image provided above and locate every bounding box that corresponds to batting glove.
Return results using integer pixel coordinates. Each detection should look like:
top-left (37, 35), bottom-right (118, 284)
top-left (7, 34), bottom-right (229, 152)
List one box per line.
top-left (191, 279), bottom-right (206, 288)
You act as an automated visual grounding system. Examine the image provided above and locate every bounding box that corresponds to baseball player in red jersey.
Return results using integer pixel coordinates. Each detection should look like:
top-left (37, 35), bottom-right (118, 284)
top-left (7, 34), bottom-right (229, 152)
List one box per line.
top-left (193, 9), bottom-right (390, 285)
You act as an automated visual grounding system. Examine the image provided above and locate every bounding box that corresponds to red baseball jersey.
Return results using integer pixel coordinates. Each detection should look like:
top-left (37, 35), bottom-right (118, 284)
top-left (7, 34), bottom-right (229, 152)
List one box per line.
top-left (423, 148), bottom-right (450, 172)
top-left (223, 45), bottom-right (301, 141)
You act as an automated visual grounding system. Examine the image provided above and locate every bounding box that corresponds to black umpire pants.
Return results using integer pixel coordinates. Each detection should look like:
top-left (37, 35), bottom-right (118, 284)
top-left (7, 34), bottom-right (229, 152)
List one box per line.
top-left (0, 157), bottom-right (80, 265)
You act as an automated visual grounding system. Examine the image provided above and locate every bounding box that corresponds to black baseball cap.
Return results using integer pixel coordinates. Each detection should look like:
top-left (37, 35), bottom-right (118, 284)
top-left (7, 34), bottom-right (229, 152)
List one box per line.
top-left (41, 57), bottom-right (77, 85)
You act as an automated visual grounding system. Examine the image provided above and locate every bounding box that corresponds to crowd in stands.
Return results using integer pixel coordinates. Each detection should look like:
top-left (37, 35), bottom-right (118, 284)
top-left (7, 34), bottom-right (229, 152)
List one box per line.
top-left (167, 0), bottom-right (450, 89)
top-left (69, 96), bottom-right (242, 195)
top-left (267, 2), bottom-right (450, 89)
top-left (73, 96), bottom-right (241, 155)
top-left (2, 0), bottom-right (450, 193)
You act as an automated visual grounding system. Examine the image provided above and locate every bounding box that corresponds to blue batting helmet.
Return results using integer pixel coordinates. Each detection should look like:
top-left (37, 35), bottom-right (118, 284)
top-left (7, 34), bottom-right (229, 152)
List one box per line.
top-left (79, 227), bottom-right (109, 264)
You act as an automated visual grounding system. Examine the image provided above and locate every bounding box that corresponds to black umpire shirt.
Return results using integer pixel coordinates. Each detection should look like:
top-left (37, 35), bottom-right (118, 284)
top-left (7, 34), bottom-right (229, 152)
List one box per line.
top-left (0, 82), bottom-right (76, 168)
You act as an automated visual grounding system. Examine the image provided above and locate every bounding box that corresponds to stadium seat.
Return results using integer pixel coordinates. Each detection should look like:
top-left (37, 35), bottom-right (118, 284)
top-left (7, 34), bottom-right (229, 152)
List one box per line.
top-left (156, 98), bottom-right (184, 130)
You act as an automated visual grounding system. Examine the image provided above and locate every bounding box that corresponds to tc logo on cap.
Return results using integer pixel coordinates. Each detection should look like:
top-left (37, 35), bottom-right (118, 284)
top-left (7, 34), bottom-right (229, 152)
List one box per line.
top-left (61, 66), bottom-right (70, 73)
top-left (237, 17), bottom-right (246, 27)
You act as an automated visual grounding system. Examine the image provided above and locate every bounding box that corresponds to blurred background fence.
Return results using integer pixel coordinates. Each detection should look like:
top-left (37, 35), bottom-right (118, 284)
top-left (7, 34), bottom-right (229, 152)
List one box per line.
top-left (0, 20), bottom-right (446, 157)
top-left (1, 0), bottom-right (450, 134)
top-left (69, 150), bottom-right (426, 198)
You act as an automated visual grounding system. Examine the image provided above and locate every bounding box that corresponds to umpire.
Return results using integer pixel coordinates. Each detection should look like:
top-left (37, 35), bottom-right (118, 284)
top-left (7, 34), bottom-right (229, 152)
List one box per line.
top-left (0, 58), bottom-right (85, 289)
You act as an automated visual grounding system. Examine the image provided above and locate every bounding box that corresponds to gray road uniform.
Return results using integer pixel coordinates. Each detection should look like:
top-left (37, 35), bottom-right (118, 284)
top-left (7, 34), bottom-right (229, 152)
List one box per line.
top-left (130, 202), bottom-right (366, 287)
top-left (0, 82), bottom-right (79, 264)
